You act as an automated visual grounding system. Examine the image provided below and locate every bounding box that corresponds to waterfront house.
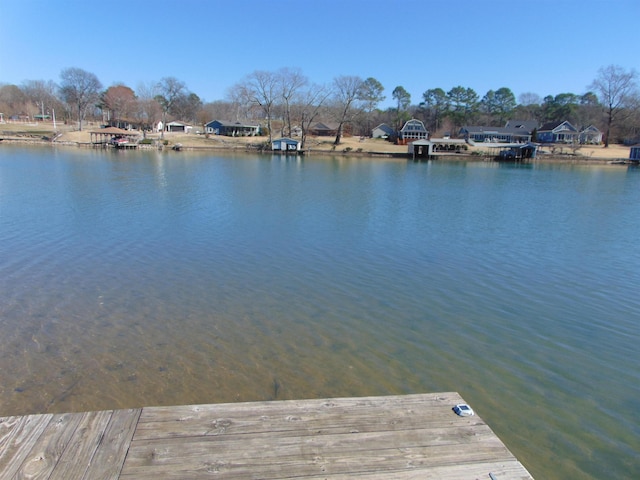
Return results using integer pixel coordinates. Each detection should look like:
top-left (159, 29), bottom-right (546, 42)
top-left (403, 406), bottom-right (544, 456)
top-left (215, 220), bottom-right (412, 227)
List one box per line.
top-left (205, 120), bottom-right (260, 136)
top-left (537, 120), bottom-right (579, 143)
top-left (272, 137), bottom-right (300, 152)
top-left (460, 120), bottom-right (536, 143)
top-left (579, 125), bottom-right (603, 144)
top-left (309, 122), bottom-right (339, 136)
top-left (372, 123), bottom-right (395, 139)
top-left (460, 126), bottom-right (523, 143)
top-left (397, 119), bottom-right (428, 145)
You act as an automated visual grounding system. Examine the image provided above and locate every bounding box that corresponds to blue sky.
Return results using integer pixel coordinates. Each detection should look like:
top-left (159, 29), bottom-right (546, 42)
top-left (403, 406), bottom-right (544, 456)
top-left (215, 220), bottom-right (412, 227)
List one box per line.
top-left (1, 0), bottom-right (638, 109)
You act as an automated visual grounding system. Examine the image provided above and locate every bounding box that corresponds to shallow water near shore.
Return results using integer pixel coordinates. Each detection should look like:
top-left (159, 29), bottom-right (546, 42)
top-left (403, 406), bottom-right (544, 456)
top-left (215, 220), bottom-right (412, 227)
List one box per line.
top-left (1, 146), bottom-right (639, 479)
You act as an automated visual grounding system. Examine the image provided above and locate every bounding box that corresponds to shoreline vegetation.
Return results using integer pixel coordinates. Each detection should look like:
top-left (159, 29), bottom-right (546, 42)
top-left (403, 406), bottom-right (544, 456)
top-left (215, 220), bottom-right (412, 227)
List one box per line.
top-left (0, 121), bottom-right (632, 164)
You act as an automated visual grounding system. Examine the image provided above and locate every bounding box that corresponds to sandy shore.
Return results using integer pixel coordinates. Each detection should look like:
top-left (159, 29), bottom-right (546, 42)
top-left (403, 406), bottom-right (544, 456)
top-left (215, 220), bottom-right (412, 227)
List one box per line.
top-left (1, 122), bottom-right (633, 162)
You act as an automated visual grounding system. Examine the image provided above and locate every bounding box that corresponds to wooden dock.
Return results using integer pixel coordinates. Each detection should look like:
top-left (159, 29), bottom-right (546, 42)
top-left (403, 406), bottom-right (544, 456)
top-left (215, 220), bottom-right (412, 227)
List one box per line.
top-left (0, 392), bottom-right (533, 479)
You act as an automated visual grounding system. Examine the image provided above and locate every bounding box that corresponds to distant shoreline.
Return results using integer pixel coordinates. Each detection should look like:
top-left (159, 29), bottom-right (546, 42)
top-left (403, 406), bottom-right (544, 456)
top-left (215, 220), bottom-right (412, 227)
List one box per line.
top-left (1, 138), bottom-right (629, 166)
top-left (0, 125), bottom-right (632, 165)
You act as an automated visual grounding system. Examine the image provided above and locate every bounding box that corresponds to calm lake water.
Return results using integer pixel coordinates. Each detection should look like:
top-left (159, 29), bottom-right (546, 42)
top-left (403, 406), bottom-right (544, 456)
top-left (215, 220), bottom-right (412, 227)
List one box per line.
top-left (1, 145), bottom-right (639, 478)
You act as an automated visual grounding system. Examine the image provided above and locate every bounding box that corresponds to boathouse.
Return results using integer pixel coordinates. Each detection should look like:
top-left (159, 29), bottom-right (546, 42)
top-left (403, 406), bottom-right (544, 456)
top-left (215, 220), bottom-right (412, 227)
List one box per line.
top-left (630, 144), bottom-right (640, 162)
top-left (272, 137), bottom-right (300, 152)
top-left (408, 138), bottom-right (468, 158)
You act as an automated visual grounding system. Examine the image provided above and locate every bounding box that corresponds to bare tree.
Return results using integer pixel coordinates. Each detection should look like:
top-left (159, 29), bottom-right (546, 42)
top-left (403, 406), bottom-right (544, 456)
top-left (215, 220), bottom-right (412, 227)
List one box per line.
top-left (59, 67), bottom-right (102, 131)
top-left (22, 80), bottom-right (60, 123)
top-left (203, 99), bottom-right (237, 124)
top-left (225, 84), bottom-right (250, 121)
top-left (332, 75), bottom-right (364, 145)
top-left (589, 65), bottom-right (639, 147)
top-left (0, 84), bottom-right (29, 117)
top-left (135, 81), bottom-right (162, 132)
top-left (512, 92), bottom-right (542, 124)
top-left (278, 67), bottom-right (308, 138)
top-left (518, 92), bottom-right (542, 106)
top-left (294, 83), bottom-right (331, 149)
top-left (155, 76), bottom-right (187, 139)
top-left (240, 70), bottom-right (279, 143)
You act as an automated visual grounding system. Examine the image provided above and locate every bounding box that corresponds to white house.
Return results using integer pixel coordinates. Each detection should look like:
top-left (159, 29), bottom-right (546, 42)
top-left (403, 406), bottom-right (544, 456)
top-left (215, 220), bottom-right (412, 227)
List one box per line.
top-left (579, 125), bottom-right (602, 144)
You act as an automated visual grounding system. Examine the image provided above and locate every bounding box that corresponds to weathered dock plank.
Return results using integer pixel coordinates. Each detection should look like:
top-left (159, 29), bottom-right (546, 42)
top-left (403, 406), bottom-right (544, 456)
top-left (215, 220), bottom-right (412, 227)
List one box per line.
top-left (82, 408), bottom-right (141, 480)
top-left (11, 412), bottom-right (85, 479)
top-left (43, 410), bottom-right (113, 479)
top-left (133, 392), bottom-right (463, 439)
top-left (0, 413), bottom-right (54, 479)
top-left (0, 393), bottom-right (533, 479)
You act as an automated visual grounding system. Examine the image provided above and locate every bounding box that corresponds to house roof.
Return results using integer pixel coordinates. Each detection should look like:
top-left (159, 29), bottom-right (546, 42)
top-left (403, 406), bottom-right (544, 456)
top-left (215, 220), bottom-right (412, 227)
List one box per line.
top-left (504, 120), bottom-right (538, 132)
top-left (460, 125), bottom-right (532, 136)
top-left (538, 120), bottom-right (577, 132)
top-left (206, 120), bottom-right (259, 127)
top-left (90, 127), bottom-right (134, 135)
top-left (312, 122), bottom-right (339, 131)
top-left (373, 123), bottom-right (395, 135)
top-left (272, 137), bottom-right (299, 144)
top-left (400, 119), bottom-right (427, 132)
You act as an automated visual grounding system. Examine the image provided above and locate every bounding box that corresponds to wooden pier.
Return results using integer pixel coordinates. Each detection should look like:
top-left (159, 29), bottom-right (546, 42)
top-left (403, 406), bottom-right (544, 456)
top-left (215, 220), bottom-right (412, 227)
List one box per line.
top-left (0, 393), bottom-right (533, 479)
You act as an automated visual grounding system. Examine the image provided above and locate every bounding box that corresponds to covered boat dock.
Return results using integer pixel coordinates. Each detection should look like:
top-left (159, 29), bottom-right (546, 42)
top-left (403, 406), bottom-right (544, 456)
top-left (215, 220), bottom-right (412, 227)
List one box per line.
top-left (90, 127), bottom-right (140, 149)
top-left (408, 138), bottom-right (468, 159)
top-left (482, 142), bottom-right (538, 161)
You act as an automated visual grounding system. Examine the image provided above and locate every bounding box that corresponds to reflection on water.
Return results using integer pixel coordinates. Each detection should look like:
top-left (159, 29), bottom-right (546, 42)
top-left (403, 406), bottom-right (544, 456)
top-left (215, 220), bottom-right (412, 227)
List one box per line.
top-left (1, 146), bottom-right (639, 479)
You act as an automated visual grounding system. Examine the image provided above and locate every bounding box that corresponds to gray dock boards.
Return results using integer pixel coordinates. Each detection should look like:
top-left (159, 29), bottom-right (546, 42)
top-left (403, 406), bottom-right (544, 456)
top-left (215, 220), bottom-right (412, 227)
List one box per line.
top-left (0, 393), bottom-right (533, 479)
